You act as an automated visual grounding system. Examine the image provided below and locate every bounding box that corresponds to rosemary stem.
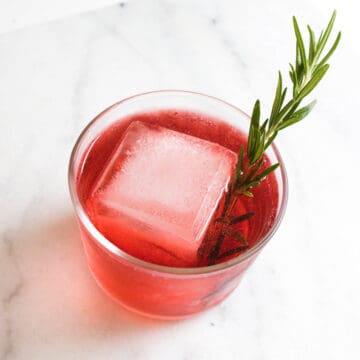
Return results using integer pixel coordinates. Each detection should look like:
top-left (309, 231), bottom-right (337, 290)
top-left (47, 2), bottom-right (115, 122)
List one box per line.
top-left (203, 11), bottom-right (340, 266)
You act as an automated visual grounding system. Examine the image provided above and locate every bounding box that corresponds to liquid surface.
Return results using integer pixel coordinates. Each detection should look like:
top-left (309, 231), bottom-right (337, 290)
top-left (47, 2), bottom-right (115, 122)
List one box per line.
top-left (78, 109), bottom-right (279, 267)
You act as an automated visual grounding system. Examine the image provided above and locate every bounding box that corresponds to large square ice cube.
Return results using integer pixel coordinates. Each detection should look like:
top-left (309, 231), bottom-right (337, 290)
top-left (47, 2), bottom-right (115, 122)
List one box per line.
top-left (88, 121), bottom-right (237, 267)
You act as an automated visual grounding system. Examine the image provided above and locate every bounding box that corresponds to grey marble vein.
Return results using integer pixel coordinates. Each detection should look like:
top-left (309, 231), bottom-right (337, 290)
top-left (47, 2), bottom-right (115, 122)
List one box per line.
top-left (2, 280), bottom-right (24, 307)
top-left (2, 318), bottom-right (13, 360)
top-left (93, 11), bottom-right (161, 73)
top-left (0, 1), bottom-right (359, 359)
top-left (1, 234), bottom-right (24, 360)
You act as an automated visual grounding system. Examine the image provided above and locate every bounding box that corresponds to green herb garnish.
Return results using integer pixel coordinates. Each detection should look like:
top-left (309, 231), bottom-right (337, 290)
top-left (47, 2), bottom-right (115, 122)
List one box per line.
top-left (207, 10), bottom-right (341, 265)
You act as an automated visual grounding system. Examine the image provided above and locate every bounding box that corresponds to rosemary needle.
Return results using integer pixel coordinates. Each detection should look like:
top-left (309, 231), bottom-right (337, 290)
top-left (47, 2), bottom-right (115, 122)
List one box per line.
top-left (207, 10), bottom-right (341, 265)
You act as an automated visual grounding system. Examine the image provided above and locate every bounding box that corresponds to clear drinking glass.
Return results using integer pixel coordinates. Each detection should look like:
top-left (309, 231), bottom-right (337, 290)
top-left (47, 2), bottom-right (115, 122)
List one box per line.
top-left (68, 90), bottom-right (288, 319)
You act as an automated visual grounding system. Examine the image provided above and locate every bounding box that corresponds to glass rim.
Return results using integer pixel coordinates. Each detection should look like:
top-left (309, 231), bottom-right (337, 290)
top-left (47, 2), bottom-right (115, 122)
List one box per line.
top-left (68, 90), bottom-right (288, 275)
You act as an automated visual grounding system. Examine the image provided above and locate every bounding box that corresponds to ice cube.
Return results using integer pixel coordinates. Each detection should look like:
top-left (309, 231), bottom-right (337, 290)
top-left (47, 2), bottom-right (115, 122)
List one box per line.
top-left (88, 121), bottom-right (237, 267)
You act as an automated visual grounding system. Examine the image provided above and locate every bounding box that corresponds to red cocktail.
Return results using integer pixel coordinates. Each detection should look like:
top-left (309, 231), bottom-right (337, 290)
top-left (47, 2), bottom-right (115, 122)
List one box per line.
top-left (69, 91), bottom-right (287, 319)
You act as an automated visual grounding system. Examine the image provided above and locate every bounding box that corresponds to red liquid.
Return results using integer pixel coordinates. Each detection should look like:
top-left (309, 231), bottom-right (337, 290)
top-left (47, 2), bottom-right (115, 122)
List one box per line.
top-left (76, 109), bottom-right (279, 318)
top-left (79, 110), bottom-right (278, 266)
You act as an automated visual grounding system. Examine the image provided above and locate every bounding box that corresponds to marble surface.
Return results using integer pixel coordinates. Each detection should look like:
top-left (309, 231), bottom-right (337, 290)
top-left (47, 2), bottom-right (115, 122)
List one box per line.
top-left (1, 0), bottom-right (359, 358)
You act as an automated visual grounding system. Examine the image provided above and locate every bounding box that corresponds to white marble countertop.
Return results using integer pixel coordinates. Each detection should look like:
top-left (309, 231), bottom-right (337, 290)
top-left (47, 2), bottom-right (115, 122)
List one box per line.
top-left (1, 0), bottom-right (359, 359)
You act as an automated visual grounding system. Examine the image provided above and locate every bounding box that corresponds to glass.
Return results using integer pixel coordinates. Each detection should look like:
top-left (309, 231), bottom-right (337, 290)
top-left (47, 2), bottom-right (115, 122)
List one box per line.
top-left (68, 90), bottom-right (288, 319)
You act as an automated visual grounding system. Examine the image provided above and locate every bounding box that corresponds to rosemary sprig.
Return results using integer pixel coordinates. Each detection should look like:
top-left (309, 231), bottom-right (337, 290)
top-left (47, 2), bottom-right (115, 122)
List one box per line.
top-left (207, 10), bottom-right (341, 265)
